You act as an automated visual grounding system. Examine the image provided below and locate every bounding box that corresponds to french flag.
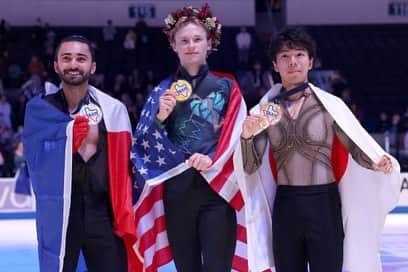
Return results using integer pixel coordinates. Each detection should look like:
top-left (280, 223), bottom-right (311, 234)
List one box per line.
top-left (23, 86), bottom-right (139, 272)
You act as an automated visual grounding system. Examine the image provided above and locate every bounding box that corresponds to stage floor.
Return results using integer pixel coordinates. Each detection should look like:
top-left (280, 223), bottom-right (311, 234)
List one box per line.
top-left (1, 214), bottom-right (408, 272)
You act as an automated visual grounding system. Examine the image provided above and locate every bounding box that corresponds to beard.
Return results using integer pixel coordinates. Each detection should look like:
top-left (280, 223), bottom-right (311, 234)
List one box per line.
top-left (57, 69), bottom-right (92, 86)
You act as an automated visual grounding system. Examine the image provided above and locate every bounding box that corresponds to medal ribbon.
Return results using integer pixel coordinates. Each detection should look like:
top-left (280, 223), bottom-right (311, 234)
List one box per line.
top-left (268, 82), bottom-right (310, 103)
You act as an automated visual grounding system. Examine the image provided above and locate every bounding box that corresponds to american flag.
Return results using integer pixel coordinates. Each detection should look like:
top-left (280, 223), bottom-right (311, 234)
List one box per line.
top-left (131, 74), bottom-right (250, 272)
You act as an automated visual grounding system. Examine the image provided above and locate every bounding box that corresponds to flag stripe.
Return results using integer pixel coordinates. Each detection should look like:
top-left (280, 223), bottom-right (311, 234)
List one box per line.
top-left (234, 240), bottom-right (248, 260)
top-left (146, 246), bottom-right (173, 272)
top-left (268, 150), bottom-right (278, 181)
top-left (145, 163), bottom-right (190, 186)
top-left (137, 201), bottom-right (165, 237)
top-left (230, 190), bottom-right (245, 211)
top-left (59, 121), bottom-right (74, 272)
top-left (139, 215), bottom-right (166, 254)
top-left (107, 131), bottom-right (135, 237)
top-left (144, 231), bottom-right (171, 270)
top-left (213, 81), bottom-right (243, 162)
top-left (232, 255), bottom-right (248, 271)
top-left (331, 134), bottom-right (349, 182)
top-left (237, 223), bottom-right (247, 243)
top-left (210, 157), bottom-right (234, 193)
top-left (134, 185), bottom-right (163, 222)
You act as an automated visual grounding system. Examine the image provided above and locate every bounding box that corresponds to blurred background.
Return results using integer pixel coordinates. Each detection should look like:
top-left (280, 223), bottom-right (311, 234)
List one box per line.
top-left (0, 0), bottom-right (407, 271)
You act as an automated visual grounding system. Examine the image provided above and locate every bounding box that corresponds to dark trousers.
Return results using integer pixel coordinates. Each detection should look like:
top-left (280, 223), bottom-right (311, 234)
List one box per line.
top-left (272, 182), bottom-right (344, 272)
top-left (62, 192), bottom-right (127, 272)
top-left (163, 168), bottom-right (236, 272)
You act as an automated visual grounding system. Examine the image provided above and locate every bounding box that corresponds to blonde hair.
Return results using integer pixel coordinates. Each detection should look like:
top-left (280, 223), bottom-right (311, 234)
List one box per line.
top-left (168, 17), bottom-right (210, 44)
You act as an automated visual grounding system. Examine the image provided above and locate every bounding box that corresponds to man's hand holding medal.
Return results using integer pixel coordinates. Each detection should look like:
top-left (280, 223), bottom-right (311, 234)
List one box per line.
top-left (241, 83), bottom-right (310, 139)
top-left (157, 80), bottom-right (192, 122)
top-left (241, 102), bottom-right (283, 139)
top-left (71, 101), bottom-right (103, 161)
top-left (157, 80), bottom-right (213, 170)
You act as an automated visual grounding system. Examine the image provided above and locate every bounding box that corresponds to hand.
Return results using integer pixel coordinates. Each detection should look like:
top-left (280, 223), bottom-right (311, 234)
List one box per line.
top-left (73, 116), bottom-right (89, 153)
top-left (188, 153), bottom-right (213, 171)
top-left (241, 114), bottom-right (265, 139)
top-left (372, 155), bottom-right (393, 174)
top-left (156, 89), bottom-right (176, 122)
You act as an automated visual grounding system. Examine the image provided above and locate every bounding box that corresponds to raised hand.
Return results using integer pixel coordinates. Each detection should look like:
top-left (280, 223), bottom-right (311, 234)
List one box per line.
top-left (241, 114), bottom-right (266, 139)
top-left (156, 89), bottom-right (177, 122)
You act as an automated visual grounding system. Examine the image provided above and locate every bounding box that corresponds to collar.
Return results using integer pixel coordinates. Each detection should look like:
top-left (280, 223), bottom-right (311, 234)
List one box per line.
top-left (178, 64), bottom-right (209, 83)
top-left (270, 82), bottom-right (310, 103)
top-left (59, 89), bottom-right (99, 115)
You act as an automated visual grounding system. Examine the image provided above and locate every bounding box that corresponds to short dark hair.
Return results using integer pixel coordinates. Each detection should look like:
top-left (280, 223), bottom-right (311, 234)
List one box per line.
top-left (269, 27), bottom-right (316, 62)
top-left (54, 35), bottom-right (95, 62)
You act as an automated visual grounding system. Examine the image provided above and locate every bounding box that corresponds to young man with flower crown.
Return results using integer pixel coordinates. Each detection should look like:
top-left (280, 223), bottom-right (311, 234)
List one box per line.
top-left (235, 27), bottom-right (401, 272)
top-left (131, 4), bottom-right (247, 272)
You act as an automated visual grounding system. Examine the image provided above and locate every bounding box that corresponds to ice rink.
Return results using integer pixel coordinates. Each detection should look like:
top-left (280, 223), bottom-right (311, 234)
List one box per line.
top-left (1, 214), bottom-right (408, 272)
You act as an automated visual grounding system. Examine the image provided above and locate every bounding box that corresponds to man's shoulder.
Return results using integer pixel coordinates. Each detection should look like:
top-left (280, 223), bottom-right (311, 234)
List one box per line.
top-left (43, 90), bottom-right (61, 103)
top-left (26, 92), bottom-right (57, 111)
top-left (310, 84), bottom-right (345, 105)
top-left (208, 72), bottom-right (233, 92)
top-left (91, 86), bottom-right (124, 106)
top-left (208, 71), bottom-right (233, 82)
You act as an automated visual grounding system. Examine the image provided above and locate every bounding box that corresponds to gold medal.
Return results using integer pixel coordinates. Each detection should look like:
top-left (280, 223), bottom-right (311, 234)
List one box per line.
top-left (170, 80), bottom-right (192, 102)
top-left (260, 102), bottom-right (282, 126)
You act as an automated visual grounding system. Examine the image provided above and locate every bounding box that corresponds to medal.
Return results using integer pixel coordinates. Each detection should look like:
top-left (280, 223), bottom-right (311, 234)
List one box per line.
top-left (251, 83), bottom-right (308, 136)
top-left (253, 102), bottom-right (282, 135)
top-left (79, 102), bottom-right (103, 125)
top-left (170, 80), bottom-right (192, 102)
top-left (260, 102), bottom-right (282, 126)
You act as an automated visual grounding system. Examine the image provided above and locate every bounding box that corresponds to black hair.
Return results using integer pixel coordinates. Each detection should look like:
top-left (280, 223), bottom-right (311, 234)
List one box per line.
top-left (54, 35), bottom-right (95, 62)
top-left (269, 27), bottom-right (316, 62)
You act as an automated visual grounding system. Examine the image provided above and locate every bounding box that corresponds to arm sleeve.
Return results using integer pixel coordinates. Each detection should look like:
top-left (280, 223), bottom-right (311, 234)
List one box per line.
top-left (240, 131), bottom-right (268, 174)
top-left (333, 122), bottom-right (374, 170)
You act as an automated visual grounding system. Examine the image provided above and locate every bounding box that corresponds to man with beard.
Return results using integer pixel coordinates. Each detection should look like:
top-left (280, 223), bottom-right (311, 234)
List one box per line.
top-left (23, 35), bottom-right (138, 272)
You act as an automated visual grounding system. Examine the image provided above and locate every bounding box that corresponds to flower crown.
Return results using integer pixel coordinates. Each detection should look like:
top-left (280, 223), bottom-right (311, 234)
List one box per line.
top-left (163, 3), bottom-right (222, 49)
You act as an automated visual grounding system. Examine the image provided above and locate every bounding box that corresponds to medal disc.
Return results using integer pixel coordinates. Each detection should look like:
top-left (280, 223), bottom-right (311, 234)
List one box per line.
top-left (260, 102), bottom-right (282, 126)
top-left (79, 103), bottom-right (103, 125)
top-left (170, 80), bottom-right (192, 102)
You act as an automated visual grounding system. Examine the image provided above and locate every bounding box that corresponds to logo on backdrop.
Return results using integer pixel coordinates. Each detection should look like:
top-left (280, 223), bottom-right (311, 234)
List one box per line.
top-left (399, 173), bottom-right (408, 206)
top-left (129, 4), bottom-right (156, 19)
top-left (0, 179), bottom-right (35, 212)
top-left (388, 1), bottom-right (408, 16)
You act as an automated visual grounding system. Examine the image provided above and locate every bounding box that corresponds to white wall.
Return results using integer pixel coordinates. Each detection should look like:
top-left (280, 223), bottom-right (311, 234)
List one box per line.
top-left (287, 0), bottom-right (408, 25)
top-left (0, 0), bottom-right (255, 26)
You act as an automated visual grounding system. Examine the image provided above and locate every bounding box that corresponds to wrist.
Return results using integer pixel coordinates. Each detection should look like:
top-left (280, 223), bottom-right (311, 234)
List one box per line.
top-left (241, 135), bottom-right (254, 141)
top-left (155, 115), bottom-right (166, 128)
top-left (241, 132), bottom-right (253, 140)
top-left (156, 113), bottom-right (164, 123)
